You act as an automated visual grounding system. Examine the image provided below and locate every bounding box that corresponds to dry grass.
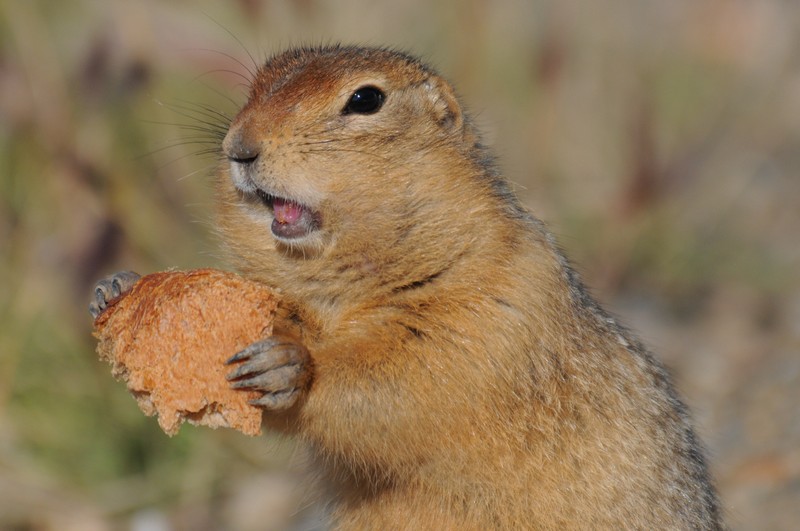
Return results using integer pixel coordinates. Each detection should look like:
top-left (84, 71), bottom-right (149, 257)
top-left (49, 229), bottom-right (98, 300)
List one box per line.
top-left (1, 0), bottom-right (798, 529)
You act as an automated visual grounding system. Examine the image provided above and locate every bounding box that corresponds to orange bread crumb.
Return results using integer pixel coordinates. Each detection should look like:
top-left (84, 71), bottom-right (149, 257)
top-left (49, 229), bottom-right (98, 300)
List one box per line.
top-left (93, 269), bottom-right (278, 436)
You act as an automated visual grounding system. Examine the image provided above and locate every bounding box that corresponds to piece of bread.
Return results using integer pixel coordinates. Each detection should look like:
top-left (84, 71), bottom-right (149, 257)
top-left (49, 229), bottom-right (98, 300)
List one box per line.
top-left (93, 269), bottom-right (279, 436)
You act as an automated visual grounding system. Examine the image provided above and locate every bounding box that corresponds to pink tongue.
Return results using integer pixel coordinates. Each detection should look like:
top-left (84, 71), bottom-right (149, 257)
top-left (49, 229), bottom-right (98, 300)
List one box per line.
top-left (273, 198), bottom-right (304, 224)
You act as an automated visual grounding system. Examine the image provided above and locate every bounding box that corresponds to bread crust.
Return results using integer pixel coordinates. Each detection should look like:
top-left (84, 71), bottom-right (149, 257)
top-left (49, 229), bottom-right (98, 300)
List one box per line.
top-left (93, 269), bottom-right (278, 436)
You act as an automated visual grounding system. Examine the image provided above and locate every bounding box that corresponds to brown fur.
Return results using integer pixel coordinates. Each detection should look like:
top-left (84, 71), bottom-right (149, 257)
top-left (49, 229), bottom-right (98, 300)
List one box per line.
top-left (216, 45), bottom-right (722, 529)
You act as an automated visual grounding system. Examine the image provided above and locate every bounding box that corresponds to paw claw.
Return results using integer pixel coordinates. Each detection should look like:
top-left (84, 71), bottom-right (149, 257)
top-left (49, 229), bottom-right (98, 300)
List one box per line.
top-left (249, 390), bottom-right (298, 410)
top-left (226, 362), bottom-right (261, 381)
top-left (88, 271), bottom-right (140, 318)
top-left (111, 279), bottom-right (122, 298)
top-left (226, 336), bottom-right (310, 411)
top-left (226, 338), bottom-right (275, 365)
top-left (225, 352), bottom-right (244, 365)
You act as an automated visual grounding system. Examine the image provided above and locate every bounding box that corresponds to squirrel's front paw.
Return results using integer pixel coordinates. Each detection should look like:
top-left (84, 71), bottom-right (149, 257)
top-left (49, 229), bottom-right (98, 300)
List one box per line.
top-left (89, 271), bottom-right (141, 318)
top-left (226, 337), bottom-right (311, 410)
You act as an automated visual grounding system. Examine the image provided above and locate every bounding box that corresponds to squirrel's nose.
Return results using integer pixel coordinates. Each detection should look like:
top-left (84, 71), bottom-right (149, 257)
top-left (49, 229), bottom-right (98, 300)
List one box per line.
top-left (222, 125), bottom-right (260, 164)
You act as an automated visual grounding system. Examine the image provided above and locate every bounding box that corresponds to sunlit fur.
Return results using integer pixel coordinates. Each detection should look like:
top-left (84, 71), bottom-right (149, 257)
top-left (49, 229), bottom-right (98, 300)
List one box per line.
top-left (216, 45), bottom-right (722, 530)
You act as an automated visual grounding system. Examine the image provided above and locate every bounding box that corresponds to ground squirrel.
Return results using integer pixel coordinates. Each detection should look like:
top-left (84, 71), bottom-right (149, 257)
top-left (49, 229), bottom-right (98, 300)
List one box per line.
top-left (94, 45), bottom-right (723, 529)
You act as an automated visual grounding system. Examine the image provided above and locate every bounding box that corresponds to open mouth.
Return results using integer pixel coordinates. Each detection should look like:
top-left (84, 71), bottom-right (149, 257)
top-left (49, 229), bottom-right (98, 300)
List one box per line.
top-left (255, 189), bottom-right (320, 240)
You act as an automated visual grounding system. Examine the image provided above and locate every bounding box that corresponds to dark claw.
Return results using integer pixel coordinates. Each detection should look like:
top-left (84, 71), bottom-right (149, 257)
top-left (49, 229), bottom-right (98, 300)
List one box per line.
top-left (89, 271), bottom-right (140, 318)
top-left (249, 390), bottom-right (298, 411)
top-left (225, 337), bottom-right (300, 369)
top-left (111, 278), bottom-right (123, 298)
top-left (225, 340), bottom-right (267, 365)
top-left (226, 362), bottom-right (260, 382)
top-left (226, 336), bottom-right (310, 411)
top-left (110, 271), bottom-right (141, 295)
top-left (229, 363), bottom-right (304, 391)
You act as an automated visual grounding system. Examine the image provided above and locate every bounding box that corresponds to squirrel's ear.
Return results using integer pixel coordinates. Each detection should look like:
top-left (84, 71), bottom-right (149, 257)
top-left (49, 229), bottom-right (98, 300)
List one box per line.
top-left (422, 76), bottom-right (464, 132)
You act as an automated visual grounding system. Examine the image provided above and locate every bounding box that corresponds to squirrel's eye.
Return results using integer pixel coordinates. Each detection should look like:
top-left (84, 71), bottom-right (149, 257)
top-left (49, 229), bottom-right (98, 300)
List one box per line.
top-left (343, 86), bottom-right (385, 115)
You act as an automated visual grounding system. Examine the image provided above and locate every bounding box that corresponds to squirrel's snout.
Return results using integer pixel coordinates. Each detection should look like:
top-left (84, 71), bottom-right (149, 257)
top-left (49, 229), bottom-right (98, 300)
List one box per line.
top-left (223, 122), bottom-right (261, 164)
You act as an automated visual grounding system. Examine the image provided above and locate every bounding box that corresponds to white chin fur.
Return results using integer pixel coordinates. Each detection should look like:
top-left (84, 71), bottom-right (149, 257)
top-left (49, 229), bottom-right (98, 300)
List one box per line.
top-left (229, 163), bottom-right (257, 193)
top-left (273, 228), bottom-right (328, 257)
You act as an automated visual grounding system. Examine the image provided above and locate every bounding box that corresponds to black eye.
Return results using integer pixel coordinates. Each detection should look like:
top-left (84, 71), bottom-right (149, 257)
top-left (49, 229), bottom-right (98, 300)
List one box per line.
top-left (343, 86), bottom-right (385, 115)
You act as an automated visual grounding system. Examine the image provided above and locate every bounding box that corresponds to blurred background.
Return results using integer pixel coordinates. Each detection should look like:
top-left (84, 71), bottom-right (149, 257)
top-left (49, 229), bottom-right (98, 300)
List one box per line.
top-left (1, 0), bottom-right (798, 529)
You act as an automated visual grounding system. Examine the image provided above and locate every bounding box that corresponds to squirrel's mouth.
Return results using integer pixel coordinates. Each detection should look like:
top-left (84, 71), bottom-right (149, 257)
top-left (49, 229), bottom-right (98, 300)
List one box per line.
top-left (255, 188), bottom-right (321, 240)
